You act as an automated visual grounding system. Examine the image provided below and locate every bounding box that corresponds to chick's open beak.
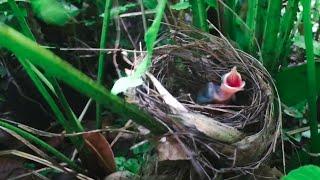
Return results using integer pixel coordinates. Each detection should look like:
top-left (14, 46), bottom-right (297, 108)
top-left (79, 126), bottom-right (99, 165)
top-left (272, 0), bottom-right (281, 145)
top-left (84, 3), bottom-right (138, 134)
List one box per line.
top-left (220, 66), bottom-right (245, 95)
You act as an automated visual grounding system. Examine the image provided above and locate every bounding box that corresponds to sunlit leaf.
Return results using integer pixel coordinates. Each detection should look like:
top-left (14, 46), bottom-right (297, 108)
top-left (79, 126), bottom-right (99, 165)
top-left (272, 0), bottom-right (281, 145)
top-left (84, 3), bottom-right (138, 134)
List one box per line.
top-left (111, 77), bottom-right (143, 95)
top-left (283, 165), bottom-right (320, 180)
top-left (170, 1), bottom-right (190, 10)
top-left (31, 0), bottom-right (79, 26)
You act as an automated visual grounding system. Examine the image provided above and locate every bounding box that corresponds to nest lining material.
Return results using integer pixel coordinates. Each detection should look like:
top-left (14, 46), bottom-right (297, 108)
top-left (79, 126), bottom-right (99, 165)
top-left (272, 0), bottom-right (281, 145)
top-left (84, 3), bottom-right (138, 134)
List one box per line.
top-left (128, 27), bottom-right (281, 177)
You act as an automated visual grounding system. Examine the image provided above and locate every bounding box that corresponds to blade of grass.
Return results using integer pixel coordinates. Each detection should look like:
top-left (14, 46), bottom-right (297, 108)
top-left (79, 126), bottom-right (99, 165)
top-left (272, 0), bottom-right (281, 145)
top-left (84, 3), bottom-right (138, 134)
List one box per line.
top-left (96, 0), bottom-right (113, 129)
top-left (135, 0), bottom-right (167, 76)
top-left (0, 120), bottom-right (82, 172)
top-left (0, 24), bottom-right (167, 134)
top-left (276, 0), bottom-right (299, 65)
top-left (16, 59), bottom-right (83, 148)
top-left (255, 0), bottom-right (268, 44)
top-left (190, 0), bottom-right (209, 32)
top-left (302, 0), bottom-right (320, 156)
top-left (7, 0), bottom-right (35, 40)
top-left (111, 0), bottom-right (167, 94)
top-left (261, 0), bottom-right (281, 72)
top-left (222, 0), bottom-right (235, 39)
top-left (48, 77), bottom-right (84, 132)
top-left (245, 0), bottom-right (258, 52)
top-left (8, 0), bottom-right (84, 135)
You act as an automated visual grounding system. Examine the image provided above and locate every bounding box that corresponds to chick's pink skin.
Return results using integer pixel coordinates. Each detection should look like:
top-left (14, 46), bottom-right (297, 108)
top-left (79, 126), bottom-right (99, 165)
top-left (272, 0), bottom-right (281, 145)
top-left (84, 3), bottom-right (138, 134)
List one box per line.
top-left (213, 67), bottom-right (245, 103)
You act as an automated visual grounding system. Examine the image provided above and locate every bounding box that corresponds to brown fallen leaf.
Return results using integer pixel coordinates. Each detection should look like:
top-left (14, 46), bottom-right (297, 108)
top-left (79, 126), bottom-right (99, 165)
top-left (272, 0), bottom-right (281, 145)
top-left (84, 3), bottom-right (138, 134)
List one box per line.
top-left (157, 136), bottom-right (189, 161)
top-left (82, 132), bottom-right (116, 177)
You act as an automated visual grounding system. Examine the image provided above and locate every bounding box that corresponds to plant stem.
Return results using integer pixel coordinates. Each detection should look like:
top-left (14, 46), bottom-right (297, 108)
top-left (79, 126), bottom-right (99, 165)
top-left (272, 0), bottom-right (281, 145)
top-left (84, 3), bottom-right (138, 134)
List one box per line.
top-left (261, 0), bottom-right (281, 72)
top-left (223, 0), bottom-right (235, 39)
top-left (246, 0), bottom-right (258, 52)
top-left (7, 0), bottom-right (35, 40)
top-left (96, 0), bottom-right (113, 129)
top-left (302, 0), bottom-right (320, 156)
top-left (190, 0), bottom-right (208, 32)
top-left (276, 0), bottom-right (299, 65)
top-left (255, 0), bottom-right (268, 44)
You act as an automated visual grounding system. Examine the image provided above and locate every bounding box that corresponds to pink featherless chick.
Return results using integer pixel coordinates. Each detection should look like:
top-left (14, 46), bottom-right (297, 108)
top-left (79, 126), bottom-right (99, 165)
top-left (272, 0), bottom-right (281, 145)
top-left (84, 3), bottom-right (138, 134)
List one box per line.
top-left (196, 66), bottom-right (246, 104)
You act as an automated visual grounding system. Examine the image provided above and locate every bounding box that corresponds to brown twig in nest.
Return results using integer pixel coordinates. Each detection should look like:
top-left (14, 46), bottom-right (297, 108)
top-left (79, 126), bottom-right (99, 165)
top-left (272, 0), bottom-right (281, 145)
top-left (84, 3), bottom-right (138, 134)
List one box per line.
top-left (126, 25), bottom-right (281, 179)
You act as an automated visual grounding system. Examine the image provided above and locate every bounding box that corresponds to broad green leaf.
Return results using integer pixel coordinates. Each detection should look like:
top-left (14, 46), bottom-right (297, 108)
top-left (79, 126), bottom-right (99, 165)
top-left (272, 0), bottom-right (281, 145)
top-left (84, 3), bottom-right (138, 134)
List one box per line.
top-left (205, 0), bottom-right (217, 8)
top-left (275, 62), bottom-right (320, 106)
top-left (170, 1), bottom-right (190, 10)
top-left (283, 165), bottom-right (320, 180)
top-left (31, 0), bottom-right (79, 26)
top-left (111, 77), bottom-right (143, 95)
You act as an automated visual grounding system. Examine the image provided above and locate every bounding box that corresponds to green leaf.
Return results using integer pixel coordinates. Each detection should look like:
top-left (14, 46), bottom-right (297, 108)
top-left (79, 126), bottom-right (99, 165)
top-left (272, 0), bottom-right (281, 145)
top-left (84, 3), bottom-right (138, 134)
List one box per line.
top-left (115, 156), bottom-right (126, 171)
top-left (130, 140), bottom-right (151, 155)
top-left (124, 158), bottom-right (140, 173)
top-left (205, 0), bottom-right (217, 8)
top-left (31, 0), bottom-right (79, 26)
top-left (170, 1), bottom-right (190, 10)
top-left (111, 76), bottom-right (143, 95)
top-left (275, 62), bottom-right (320, 106)
top-left (143, 0), bottom-right (157, 9)
top-left (283, 165), bottom-right (320, 180)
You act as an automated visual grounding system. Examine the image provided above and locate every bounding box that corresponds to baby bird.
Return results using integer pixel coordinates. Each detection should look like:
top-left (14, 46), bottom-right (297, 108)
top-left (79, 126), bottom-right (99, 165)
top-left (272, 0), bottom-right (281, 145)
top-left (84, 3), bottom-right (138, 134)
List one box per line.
top-left (196, 67), bottom-right (245, 104)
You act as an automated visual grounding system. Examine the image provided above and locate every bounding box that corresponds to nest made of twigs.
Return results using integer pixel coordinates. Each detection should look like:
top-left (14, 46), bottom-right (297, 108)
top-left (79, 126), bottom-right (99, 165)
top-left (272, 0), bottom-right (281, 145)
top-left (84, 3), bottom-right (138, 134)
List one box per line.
top-left (128, 26), bottom-right (281, 179)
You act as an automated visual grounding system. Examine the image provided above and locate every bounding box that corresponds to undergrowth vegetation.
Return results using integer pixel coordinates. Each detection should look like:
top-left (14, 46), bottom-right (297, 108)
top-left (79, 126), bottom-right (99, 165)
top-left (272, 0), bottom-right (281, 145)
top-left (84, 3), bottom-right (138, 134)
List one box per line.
top-left (0, 0), bottom-right (319, 179)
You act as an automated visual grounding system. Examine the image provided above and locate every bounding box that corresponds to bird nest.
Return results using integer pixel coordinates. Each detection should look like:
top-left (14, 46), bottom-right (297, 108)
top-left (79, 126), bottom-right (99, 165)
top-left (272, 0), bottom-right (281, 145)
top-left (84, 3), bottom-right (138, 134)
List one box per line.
top-left (127, 27), bottom-right (281, 179)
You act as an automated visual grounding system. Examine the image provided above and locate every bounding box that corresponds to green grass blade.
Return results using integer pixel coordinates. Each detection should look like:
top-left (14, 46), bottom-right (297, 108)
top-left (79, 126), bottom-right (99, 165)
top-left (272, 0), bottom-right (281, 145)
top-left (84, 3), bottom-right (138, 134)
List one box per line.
top-left (135, 0), bottom-right (167, 75)
top-left (96, 0), bottom-right (113, 128)
top-left (7, 0), bottom-right (35, 41)
top-left (255, 0), bottom-right (268, 44)
top-left (8, 0), bottom-right (84, 135)
top-left (111, 0), bottom-right (167, 95)
top-left (0, 24), bottom-right (167, 135)
top-left (48, 77), bottom-right (84, 132)
top-left (302, 0), bottom-right (320, 155)
top-left (276, 0), bottom-right (299, 65)
top-left (17, 59), bottom-right (83, 148)
top-left (0, 119), bottom-right (82, 172)
top-left (246, 0), bottom-right (258, 52)
top-left (190, 0), bottom-right (209, 32)
top-left (261, 0), bottom-right (281, 72)
top-left (223, 0), bottom-right (235, 39)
